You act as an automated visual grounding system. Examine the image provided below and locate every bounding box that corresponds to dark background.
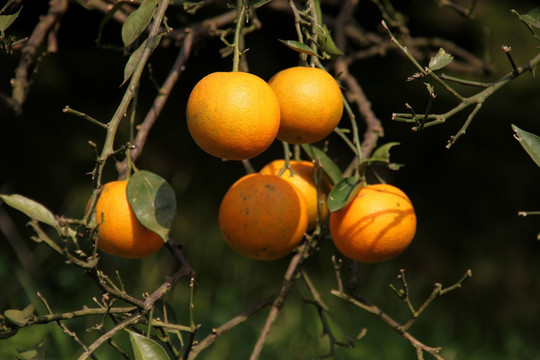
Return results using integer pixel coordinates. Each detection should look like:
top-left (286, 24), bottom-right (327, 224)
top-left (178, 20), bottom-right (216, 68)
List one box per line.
top-left (1, 0), bottom-right (539, 359)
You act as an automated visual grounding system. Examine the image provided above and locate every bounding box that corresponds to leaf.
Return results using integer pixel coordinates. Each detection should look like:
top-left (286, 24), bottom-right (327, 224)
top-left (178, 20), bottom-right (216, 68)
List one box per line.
top-left (327, 177), bottom-right (363, 212)
top-left (512, 124), bottom-right (540, 167)
top-left (127, 330), bottom-right (169, 360)
top-left (121, 0), bottom-right (158, 47)
top-left (122, 34), bottom-right (162, 86)
top-left (428, 48), bottom-right (454, 71)
top-left (317, 24), bottom-right (344, 58)
top-left (301, 144), bottom-right (343, 185)
top-left (127, 170), bottom-right (177, 242)
top-left (0, 5), bottom-right (21, 34)
top-left (4, 303), bottom-right (35, 327)
top-left (362, 142), bottom-right (403, 171)
top-left (521, 7), bottom-right (540, 28)
top-left (15, 340), bottom-right (46, 360)
top-left (370, 142), bottom-right (400, 163)
top-left (0, 194), bottom-right (56, 227)
top-left (278, 39), bottom-right (320, 58)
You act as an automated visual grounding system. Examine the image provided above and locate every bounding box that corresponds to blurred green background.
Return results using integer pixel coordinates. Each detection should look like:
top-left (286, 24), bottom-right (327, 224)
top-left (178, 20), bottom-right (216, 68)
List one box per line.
top-left (1, 0), bottom-right (539, 359)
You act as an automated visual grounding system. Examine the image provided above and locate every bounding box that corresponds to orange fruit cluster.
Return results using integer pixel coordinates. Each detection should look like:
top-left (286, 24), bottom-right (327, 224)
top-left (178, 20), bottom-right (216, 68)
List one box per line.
top-left (185, 67), bottom-right (345, 260)
top-left (218, 160), bottom-right (333, 260)
top-left (90, 67), bottom-right (416, 263)
top-left (186, 67), bottom-right (343, 160)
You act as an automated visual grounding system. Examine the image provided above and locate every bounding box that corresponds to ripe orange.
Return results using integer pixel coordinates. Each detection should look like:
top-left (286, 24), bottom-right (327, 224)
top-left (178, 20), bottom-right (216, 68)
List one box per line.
top-left (186, 71), bottom-right (280, 160)
top-left (329, 183), bottom-right (416, 263)
top-left (268, 66), bottom-right (343, 144)
top-left (94, 181), bottom-right (164, 258)
top-left (259, 159), bottom-right (332, 231)
top-left (218, 174), bottom-right (308, 260)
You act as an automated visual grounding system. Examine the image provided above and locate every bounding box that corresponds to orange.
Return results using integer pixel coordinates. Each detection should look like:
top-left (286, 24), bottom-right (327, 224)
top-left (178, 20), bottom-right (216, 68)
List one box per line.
top-left (259, 159), bottom-right (332, 231)
top-left (329, 183), bottom-right (416, 263)
top-left (94, 181), bottom-right (164, 258)
top-left (186, 71), bottom-right (280, 160)
top-left (268, 66), bottom-right (343, 144)
top-left (218, 174), bottom-right (308, 260)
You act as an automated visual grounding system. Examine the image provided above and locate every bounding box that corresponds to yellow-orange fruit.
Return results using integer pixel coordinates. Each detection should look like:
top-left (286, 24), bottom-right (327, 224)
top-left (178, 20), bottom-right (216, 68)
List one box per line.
top-left (259, 159), bottom-right (332, 230)
top-left (186, 71), bottom-right (280, 160)
top-left (330, 184), bottom-right (416, 263)
top-left (94, 181), bottom-right (164, 258)
top-left (218, 174), bottom-right (308, 260)
top-left (268, 66), bottom-right (343, 144)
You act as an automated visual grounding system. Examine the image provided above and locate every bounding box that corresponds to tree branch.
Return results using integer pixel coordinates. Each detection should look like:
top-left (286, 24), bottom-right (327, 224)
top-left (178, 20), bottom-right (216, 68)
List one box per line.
top-left (333, 0), bottom-right (383, 178)
top-left (10, 0), bottom-right (69, 115)
top-left (186, 295), bottom-right (275, 360)
top-left (117, 32), bottom-right (194, 178)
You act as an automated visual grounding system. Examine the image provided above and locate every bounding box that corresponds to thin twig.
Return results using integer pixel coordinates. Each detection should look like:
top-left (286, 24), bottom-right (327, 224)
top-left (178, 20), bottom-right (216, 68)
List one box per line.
top-left (249, 233), bottom-right (320, 359)
top-left (90, 0), bottom-right (170, 195)
top-left (63, 106), bottom-right (108, 129)
top-left (117, 32), bottom-right (194, 177)
top-left (333, 0), bottom-right (383, 178)
top-left (77, 312), bottom-right (144, 360)
top-left (10, 0), bottom-right (69, 115)
top-left (186, 295), bottom-right (275, 360)
top-left (331, 290), bottom-right (445, 360)
top-left (436, 0), bottom-right (477, 19)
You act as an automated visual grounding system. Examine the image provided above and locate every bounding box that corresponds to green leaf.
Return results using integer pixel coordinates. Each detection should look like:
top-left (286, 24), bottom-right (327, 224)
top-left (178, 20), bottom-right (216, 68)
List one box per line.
top-left (121, 0), bottom-right (158, 47)
top-left (370, 142), bottom-right (400, 162)
top-left (278, 39), bottom-right (320, 58)
top-left (363, 142), bottom-right (403, 171)
top-left (317, 24), bottom-right (344, 58)
top-left (428, 48), bottom-right (454, 71)
top-left (0, 5), bottom-right (21, 34)
top-left (327, 177), bottom-right (363, 212)
top-left (122, 34), bottom-right (162, 86)
top-left (301, 144), bottom-right (343, 185)
top-left (521, 7), bottom-right (540, 28)
top-left (0, 194), bottom-right (56, 227)
top-left (512, 124), bottom-right (540, 167)
top-left (15, 340), bottom-right (46, 360)
top-left (127, 330), bottom-right (169, 360)
top-left (5, 303), bottom-right (35, 327)
top-left (127, 170), bottom-right (177, 242)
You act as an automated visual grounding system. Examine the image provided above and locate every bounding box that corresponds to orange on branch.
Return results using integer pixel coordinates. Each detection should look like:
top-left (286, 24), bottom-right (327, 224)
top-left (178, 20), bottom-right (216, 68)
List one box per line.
top-left (93, 181), bottom-right (164, 258)
top-left (330, 183), bottom-right (416, 263)
top-left (186, 71), bottom-right (280, 160)
top-left (218, 174), bottom-right (308, 261)
top-left (259, 159), bottom-right (332, 231)
top-left (268, 66), bottom-right (343, 144)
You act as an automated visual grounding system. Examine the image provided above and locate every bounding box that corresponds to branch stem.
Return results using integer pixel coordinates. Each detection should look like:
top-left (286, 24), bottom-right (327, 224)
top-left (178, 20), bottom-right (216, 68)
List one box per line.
top-left (96, 0), bottom-right (170, 186)
top-left (232, 1), bottom-right (247, 72)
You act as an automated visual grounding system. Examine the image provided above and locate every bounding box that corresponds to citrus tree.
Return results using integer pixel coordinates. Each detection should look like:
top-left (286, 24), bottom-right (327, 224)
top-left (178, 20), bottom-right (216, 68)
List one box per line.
top-left (0, 0), bottom-right (539, 359)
